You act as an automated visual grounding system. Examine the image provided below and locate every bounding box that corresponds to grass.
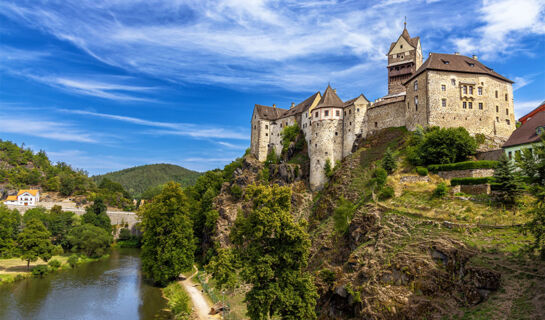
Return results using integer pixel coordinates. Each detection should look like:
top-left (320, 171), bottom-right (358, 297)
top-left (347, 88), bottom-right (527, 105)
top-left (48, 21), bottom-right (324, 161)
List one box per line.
top-left (163, 282), bottom-right (192, 320)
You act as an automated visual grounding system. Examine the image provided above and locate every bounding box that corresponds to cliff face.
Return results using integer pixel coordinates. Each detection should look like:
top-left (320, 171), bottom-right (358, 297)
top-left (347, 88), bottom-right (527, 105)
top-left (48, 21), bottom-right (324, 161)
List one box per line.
top-left (210, 128), bottom-right (544, 320)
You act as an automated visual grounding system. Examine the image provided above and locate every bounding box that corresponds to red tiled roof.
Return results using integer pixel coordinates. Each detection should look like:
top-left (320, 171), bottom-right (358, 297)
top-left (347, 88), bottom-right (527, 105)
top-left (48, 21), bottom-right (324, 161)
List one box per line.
top-left (314, 85), bottom-right (344, 109)
top-left (404, 53), bottom-right (513, 84)
top-left (519, 101), bottom-right (545, 124)
top-left (503, 111), bottom-right (545, 148)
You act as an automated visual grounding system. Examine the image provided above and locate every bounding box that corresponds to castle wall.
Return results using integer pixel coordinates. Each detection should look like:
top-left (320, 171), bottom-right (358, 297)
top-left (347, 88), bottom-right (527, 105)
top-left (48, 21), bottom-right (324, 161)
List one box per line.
top-left (250, 113), bottom-right (270, 162)
top-left (406, 70), bottom-right (516, 139)
top-left (367, 100), bottom-right (407, 135)
top-left (309, 108), bottom-right (344, 191)
top-left (342, 100), bottom-right (368, 157)
top-left (268, 115), bottom-right (297, 156)
top-left (404, 72), bottom-right (429, 131)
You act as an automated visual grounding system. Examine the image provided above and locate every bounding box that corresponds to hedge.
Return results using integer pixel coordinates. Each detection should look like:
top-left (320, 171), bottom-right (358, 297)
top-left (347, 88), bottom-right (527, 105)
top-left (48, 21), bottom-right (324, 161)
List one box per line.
top-left (450, 177), bottom-right (495, 186)
top-left (428, 160), bottom-right (498, 173)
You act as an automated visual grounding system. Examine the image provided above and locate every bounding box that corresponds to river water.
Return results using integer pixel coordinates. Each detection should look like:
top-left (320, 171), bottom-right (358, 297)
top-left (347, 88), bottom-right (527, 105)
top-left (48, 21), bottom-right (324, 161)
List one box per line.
top-left (0, 249), bottom-right (171, 320)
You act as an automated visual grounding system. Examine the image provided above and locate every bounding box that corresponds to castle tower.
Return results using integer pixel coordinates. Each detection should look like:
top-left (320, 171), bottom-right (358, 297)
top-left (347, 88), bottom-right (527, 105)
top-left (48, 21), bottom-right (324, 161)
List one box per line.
top-left (309, 85), bottom-right (344, 191)
top-left (386, 22), bottom-right (422, 95)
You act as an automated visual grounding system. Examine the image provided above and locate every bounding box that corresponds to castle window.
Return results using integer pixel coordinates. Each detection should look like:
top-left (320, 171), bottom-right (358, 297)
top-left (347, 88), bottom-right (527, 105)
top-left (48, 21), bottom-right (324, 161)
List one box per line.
top-left (441, 99), bottom-right (446, 107)
top-left (451, 79), bottom-right (456, 86)
top-left (505, 108), bottom-right (509, 115)
top-left (324, 110), bottom-right (329, 117)
top-left (506, 119), bottom-right (510, 125)
top-left (349, 110), bottom-right (352, 114)
top-left (400, 45), bottom-right (403, 49)
top-left (375, 122), bottom-right (378, 128)
top-left (344, 111), bottom-right (346, 116)
top-left (265, 133), bottom-right (268, 136)
top-left (265, 125), bottom-right (268, 129)
top-left (441, 84), bottom-right (446, 91)
top-left (357, 108), bottom-right (360, 112)
top-left (469, 86), bottom-right (473, 95)
top-left (462, 86), bottom-right (467, 94)
top-left (478, 87), bottom-right (482, 95)
top-left (315, 112), bottom-right (319, 118)
top-left (496, 117), bottom-right (499, 122)
top-left (495, 90), bottom-right (498, 98)
top-left (335, 132), bottom-right (338, 136)
top-left (496, 105), bottom-right (499, 112)
top-left (414, 96), bottom-right (418, 111)
top-left (479, 102), bottom-right (483, 110)
top-left (505, 93), bottom-right (508, 101)
top-left (254, 125), bottom-right (256, 129)
top-left (349, 122), bottom-right (352, 125)
top-left (468, 102), bottom-right (473, 109)
top-left (414, 80), bottom-right (418, 91)
top-left (336, 110), bottom-right (340, 116)
top-left (463, 102), bottom-right (467, 109)
top-left (315, 144), bottom-right (317, 148)
top-left (325, 152), bottom-right (328, 155)
top-left (508, 151), bottom-right (512, 160)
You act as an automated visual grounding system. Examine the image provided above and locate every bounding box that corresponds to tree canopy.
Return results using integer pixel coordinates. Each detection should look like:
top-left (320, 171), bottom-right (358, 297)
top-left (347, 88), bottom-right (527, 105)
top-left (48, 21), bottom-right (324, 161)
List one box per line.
top-left (17, 219), bottom-right (55, 269)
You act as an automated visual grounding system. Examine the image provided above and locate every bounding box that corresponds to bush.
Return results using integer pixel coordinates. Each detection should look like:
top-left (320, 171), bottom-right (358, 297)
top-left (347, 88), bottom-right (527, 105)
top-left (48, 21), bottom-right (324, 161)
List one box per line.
top-left (319, 269), bottom-right (336, 286)
top-left (163, 282), bottom-right (192, 319)
top-left (324, 159), bottom-right (333, 178)
top-left (378, 186), bottom-right (395, 200)
top-left (67, 224), bottom-right (112, 258)
top-left (32, 265), bottom-right (49, 277)
top-left (373, 168), bottom-right (388, 187)
top-left (450, 177), bottom-right (495, 186)
top-left (281, 124), bottom-right (300, 155)
top-left (265, 149), bottom-right (279, 166)
top-left (67, 254), bottom-right (79, 268)
top-left (428, 160), bottom-right (498, 173)
top-left (333, 197), bottom-right (356, 235)
top-left (118, 227), bottom-right (132, 241)
top-left (416, 166), bottom-right (428, 176)
top-left (433, 183), bottom-right (448, 198)
top-left (381, 148), bottom-right (397, 174)
top-left (48, 259), bottom-right (61, 269)
top-left (230, 184), bottom-right (243, 200)
top-left (409, 127), bottom-right (477, 165)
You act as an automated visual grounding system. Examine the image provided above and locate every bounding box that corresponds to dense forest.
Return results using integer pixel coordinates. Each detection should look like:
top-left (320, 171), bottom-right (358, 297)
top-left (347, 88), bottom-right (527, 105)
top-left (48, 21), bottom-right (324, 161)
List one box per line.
top-left (92, 164), bottom-right (201, 198)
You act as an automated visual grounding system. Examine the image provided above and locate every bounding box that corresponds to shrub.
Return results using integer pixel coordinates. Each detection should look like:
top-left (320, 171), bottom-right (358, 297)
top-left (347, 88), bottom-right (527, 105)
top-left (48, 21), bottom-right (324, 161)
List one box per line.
top-left (428, 160), bottom-right (498, 173)
top-left (433, 183), bottom-right (448, 198)
top-left (381, 148), bottom-right (397, 174)
top-left (378, 186), bottom-right (395, 200)
top-left (319, 269), bottom-right (336, 286)
top-left (67, 254), bottom-right (79, 268)
top-left (324, 159), bottom-right (333, 178)
top-left (333, 197), bottom-right (356, 235)
top-left (48, 259), bottom-right (61, 269)
top-left (450, 177), bottom-right (495, 186)
top-left (163, 282), bottom-right (191, 319)
top-left (373, 168), bottom-right (388, 187)
top-left (32, 265), bottom-right (49, 277)
top-left (230, 184), bottom-right (243, 200)
top-left (118, 227), bottom-right (132, 241)
top-left (410, 127), bottom-right (477, 165)
top-left (265, 149), bottom-right (279, 166)
top-left (281, 124), bottom-right (300, 154)
top-left (416, 166), bottom-right (428, 176)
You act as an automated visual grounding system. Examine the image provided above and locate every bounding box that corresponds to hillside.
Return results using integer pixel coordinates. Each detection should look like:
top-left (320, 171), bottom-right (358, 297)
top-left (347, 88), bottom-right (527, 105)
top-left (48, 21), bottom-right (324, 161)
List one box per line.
top-left (92, 164), bottom-right (201, 198)
top-left (190, 127), bottom-right (544, 320)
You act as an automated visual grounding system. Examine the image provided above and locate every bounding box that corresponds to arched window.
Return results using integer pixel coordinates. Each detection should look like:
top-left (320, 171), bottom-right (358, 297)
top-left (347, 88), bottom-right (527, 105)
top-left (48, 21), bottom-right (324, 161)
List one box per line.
top-left (414, 80), bottom-right (418, 91)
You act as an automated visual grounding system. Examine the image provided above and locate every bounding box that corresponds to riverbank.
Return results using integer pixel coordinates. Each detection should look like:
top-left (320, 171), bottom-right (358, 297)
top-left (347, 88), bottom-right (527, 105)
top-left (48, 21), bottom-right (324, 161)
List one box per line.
top-left (0, 254), bottom-right (107, 284)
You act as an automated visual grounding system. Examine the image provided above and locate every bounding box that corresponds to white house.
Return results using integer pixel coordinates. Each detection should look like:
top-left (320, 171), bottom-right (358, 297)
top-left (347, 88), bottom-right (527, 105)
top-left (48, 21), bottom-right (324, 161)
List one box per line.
top-left (3, 189), bottom-right (41, 206)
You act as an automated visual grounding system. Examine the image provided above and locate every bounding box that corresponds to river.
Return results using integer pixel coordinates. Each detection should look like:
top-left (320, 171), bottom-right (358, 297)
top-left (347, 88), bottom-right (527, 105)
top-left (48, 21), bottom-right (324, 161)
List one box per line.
top-left (0, 248), bottom-right (171, 320)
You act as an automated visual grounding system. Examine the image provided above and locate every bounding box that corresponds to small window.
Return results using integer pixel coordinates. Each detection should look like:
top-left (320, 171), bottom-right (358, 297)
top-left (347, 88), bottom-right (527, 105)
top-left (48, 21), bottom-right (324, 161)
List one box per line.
top-left (374, 122), bottom-right (378, 128)
top-left (478, 87), bottom-right (482, 95)
top-left (414, 80), bottom-right (418, 91)
top-left (349, 110), bottom-right (351, 114)
top-left (324, 110), bottom-right (329, 117)
top-left (496, 117), bottom-right (499, 122)
top-left (505, 109), bottom-right (509, 115)
top-left (335, 132), bottom-right (338, 136)
top-left (400, 45), bottom-right (403, 49)
top-left (349, 122), bottom-right (352, 125)
top-left (508, 151), bottom-right (512, 160)
top-left (265, 125), bottom-right (268, 129)
top-left (451, 79), bottom-right (456, 86)
top-left (469, 86), bottom-right (473, 94)
top-left (414, 96), bottom-right (418, 110)
top-left (505, 94), bottom-right (508, 101)
top-left (357, 108), bottom-right (360, 112)
top-left (462, 86), bottom-right (467, 94)
top-left (344, 111), bottom-right (346, 116)
top-left (441, 99), bottom-right (446, 107)
top-left (506, 119), bottom-right (510, 125)
top-left (468, 102), bottom-right (473, 109)
top-left (463, 102), bottom-right (467, 109)
top-left (315, 112), bottom-right (319, 118)
top-left (441, 84), bottom-right (446, 91)
top-left (496, 105), bottom-right (499, 112)
top-left (495, 90), bottom-right (498, 98)
top-left (265, 133), bottom-right (268, 136)
top-left (336, 110), bottom-right (340, 116)
top-left (254, 125), bottom-right (256, 129)
top-left (478, 102), bottom-right (483, 110)
top-left (315, 144), bottom-right (317, 147)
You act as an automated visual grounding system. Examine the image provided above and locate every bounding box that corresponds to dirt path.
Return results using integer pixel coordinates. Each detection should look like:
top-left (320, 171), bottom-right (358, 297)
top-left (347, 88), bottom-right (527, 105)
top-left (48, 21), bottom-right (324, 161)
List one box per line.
top-left (180, 266), bottom-right (219, 320)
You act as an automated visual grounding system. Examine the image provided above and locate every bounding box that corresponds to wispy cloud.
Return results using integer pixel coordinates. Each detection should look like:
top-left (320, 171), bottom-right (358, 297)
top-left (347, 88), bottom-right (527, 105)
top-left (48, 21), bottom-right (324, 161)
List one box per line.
top-left (0, 115), bottom-right (98, 143)
top-left (60, 109), bottom-right (249, 140)
top-left (514, 99), bottom-right (543, 118)
top-left (217, 141), bottom-right (248, 150)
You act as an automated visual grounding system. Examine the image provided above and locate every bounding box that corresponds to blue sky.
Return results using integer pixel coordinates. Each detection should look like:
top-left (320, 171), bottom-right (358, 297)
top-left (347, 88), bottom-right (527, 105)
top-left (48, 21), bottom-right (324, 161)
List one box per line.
top-left (1, 0), bottom-right (544, 174)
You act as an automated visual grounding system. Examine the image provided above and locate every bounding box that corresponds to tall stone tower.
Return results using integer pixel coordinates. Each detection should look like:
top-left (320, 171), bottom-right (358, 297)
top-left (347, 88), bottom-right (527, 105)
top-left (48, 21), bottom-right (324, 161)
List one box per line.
top-left (386, 23), bottom-right (422, 95)
top-left (309, 85), bottom-right (345, 191)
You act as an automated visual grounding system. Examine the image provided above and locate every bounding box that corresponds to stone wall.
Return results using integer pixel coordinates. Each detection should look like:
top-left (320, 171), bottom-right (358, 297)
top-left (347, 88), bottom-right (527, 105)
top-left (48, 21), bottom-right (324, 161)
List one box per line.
top-left (251, 114), bottom-right (270, 162)
top-left (309, 118), bottom-right (344, 190)
top-left (367, 100), bottom-right (406, 135)
top-left (268, 115), bottom-right (296, 157)
top-left (438, 169), bottom-right (495, 180)
top-left (451, 184), bottom-right (491, 195)
top-left (476, 149), bottom-right (504, 161)
top-left (343, 100), bottom-right (368, 157)
top-left (405, 71), bottom-right (429, 131)
top-left (424, 71), bottom-right (515, 140)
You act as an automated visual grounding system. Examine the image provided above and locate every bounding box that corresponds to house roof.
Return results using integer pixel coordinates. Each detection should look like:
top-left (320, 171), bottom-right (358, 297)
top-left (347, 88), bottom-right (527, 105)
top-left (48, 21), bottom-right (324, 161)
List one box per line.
top-left (282, 92), bottom-right (321, 117)
top-left (314, 85), bottom-right (344, 109)
top-left (404, 53), bottom-right (513, 84)
top-left (17, 189), bottom-right (39, 197)
top-left (254, 104), bottom-right (288, 121)
top-left (388, 27), bottom-right (420, 53)
top-left (503, 111), bottom-right (545, 148)
top-left (371, 95), bottom-right (406, 108)
top-left (6, 195), bottom-right (17, 201)
top-left (519, 100), bottom-right (545, 124)
top-left (343, 94), bottom-right (369, 107)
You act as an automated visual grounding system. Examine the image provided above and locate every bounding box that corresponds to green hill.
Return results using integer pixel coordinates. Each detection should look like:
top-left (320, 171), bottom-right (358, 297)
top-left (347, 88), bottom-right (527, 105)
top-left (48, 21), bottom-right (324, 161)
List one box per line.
top-left (92, 164), bottom-right (201, 198)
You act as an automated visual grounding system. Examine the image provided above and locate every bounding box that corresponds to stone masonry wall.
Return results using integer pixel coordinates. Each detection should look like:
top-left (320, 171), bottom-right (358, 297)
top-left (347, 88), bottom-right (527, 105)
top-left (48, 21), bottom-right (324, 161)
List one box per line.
top-left (437, 169), bottom-right (495, 180)
top-left (251, 114), bottom-right (270, 162)
top-left (309, 118), bottom-right (344, 190)
top-left (405, 71), bottom-right (429, 131)
top-left (367, 100), bottom-right (406, 136)
top-left (343, 100), bottom-right (368, 157)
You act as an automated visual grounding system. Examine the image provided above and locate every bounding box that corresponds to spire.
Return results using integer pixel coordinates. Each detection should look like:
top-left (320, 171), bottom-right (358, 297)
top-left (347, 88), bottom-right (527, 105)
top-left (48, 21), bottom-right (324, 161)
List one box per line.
top-left (404, 16), bottom-right (407, 29)
top-left (316, 85), bottom-right (343, 108)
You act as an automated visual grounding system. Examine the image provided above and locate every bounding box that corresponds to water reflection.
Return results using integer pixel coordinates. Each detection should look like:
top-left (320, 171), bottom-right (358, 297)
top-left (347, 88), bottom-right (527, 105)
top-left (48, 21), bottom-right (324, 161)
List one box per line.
top-left (0, 248), bottom-right (170, 320)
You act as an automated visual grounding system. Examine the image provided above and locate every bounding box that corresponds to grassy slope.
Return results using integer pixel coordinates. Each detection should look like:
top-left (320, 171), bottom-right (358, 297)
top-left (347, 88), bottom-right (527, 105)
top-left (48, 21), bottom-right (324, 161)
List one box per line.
top-left (92, 164), bottom-right (201, 197)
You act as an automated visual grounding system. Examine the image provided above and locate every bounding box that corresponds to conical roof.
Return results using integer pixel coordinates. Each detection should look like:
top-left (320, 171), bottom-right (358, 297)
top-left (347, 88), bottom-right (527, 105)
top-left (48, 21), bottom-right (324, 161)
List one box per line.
top-left (315, 85), bottom-right (343, 109)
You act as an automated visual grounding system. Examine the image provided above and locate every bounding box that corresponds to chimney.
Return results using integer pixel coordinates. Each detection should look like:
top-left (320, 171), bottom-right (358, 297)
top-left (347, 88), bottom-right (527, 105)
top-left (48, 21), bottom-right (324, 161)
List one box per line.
top-left (454, 52), bottom-right (460, 55)
top-left (290, 102), bottom-right (295, 109)
top-left (333, 89), bottom-right (337, 93)
top-left (472, 55), bottom-right (478, 60)
top-left (272, 104), bottom-right (276, 108)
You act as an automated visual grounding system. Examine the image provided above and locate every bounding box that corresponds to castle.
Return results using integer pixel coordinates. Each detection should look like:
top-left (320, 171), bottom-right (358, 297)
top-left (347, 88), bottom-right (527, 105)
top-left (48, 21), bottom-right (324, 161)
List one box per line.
top-left (250, 26), bottom-right (516, 191)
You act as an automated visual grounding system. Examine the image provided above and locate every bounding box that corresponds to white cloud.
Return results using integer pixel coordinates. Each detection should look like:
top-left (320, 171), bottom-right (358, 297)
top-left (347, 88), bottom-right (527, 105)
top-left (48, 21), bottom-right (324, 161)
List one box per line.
top-left (514, 99), bottom-right (543, 118)
top-left (0, 116), bottom-right (98, 143)
top-left (217, 141), bottom-right (248, 149)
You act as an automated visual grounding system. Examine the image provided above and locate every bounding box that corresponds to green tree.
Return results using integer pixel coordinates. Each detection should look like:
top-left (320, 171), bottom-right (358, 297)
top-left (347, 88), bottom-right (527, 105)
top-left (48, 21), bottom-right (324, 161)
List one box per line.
top-left (231, 184), bottom-right (318, 320)
top-left (140, 182), bottom-right (195, 286)
top-left (82, 198), bottom-right (112, 233)
top-left (67, 224), bottom-right (112, 257)
top-left (23, 207), bottom-right (49, 227)
top-left (324, 159), bottom-right (333, 178)
top-left (205, 248), bottom-right (239, 291)
top-left (17, 219), bottom-right (55, 270)
top-left (0, 205), bottom-right (21, 258)
top-left (418, 127), bottom-right (477, 165)
top-left (333, 197), bottom-right (356, 235)
top-left (493, 155), bottom-right (521, 206)
top-left (48, 205), bottom-right (75, 248)
top-left (381, 148), bottom-right (397, 174)
top-left (59, 173), bottom-right (75, 196)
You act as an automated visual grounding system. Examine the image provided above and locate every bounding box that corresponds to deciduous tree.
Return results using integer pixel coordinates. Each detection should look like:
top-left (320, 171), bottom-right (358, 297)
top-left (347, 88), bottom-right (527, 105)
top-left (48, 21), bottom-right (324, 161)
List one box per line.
top-left (17, 219), bottom-right (55, 270)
